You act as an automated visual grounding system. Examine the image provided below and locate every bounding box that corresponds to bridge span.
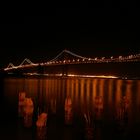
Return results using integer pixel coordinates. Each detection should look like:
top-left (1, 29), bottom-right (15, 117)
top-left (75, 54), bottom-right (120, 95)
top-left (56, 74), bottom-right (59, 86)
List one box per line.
top-left (2, 50), bottom-right (140, 78)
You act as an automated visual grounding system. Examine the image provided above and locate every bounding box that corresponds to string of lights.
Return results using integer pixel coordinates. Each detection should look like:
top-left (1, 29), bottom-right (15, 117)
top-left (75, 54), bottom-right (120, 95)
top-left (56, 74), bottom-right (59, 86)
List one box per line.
top-left (4, 50), bottom-right (140, 71)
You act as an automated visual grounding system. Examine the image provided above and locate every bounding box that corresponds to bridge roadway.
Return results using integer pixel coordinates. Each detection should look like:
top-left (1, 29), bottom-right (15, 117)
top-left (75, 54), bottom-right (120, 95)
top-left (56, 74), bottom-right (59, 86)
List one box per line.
top-left (4, 56), bottom-right (140, 71)
top-left (2, 49), bottom-right (140, 78)
top-left (3, 60), bottom-right (140, 78)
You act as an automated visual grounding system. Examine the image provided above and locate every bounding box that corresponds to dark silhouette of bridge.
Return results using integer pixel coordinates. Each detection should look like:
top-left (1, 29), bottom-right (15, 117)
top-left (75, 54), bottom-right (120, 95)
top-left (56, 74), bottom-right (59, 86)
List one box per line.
top-left (2, 50), bottom-right (140, 78)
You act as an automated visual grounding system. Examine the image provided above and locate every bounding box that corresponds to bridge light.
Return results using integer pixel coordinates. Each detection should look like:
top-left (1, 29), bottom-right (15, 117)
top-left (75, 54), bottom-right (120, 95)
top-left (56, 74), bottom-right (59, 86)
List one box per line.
top-left (68, 60), bottom-right (70, 62)
top-left (119, 56), bottom-right (122, 59)
top-left (63, 60), bottom-right (66, 63)
top-left (129, 55), bottom-right (132, 59)
top-left (82, 59), bottom-right (85, 61)
top-left (77, 59), bottom-right (79, 62)
top-left (95, 58), bottom-right (97, 60)
top-left (102, 57), bottom-right (105, 60)
top-left (111, 56), bottom-right (113, 59)
top-left (88, 58), bottom-right (91, 61)
top-left (73, 59), bottom-right (75, 62)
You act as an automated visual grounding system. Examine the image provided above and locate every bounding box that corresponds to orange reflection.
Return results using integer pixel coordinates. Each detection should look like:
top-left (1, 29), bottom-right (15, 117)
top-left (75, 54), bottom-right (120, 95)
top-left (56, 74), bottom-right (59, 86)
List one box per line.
top-left (125, 80), bottom-right (132, 109)
top-left (71, 79), bottom-right (74, 102)
top-left (92, 79), bottom-right (97, 109)
top-left (65, 97), bottom-right (73, 125)
top-left (50, 99), bottom-right (56, 114)
top-left (115, 80), bottom-right (122, 107)
top-left (108, 79), bottom-right (113, 105)
top-left (94, 96), bottom-right (103, 120)
top-left (66, 79), bottom-right (71, 97)
top-left (23, 98), bottom-right (34, 127)
top-left (36, 113), bottom-right (47, 140)
top-left (86, 79), bottom-right (90, 105)
top-left (116, 97), bottom-right (129, 119)
top-left (80, 79), bottom-right (85, 107)
top-left (18, 92), bottom-right (26, 117)
top-left (75, 79), bottom-right (79, 106)
top-left (137, 81), bottom-right (140, 106)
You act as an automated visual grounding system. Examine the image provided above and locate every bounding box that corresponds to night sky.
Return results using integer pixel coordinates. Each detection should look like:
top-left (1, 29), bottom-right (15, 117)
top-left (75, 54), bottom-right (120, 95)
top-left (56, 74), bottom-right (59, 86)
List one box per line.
top-left (0, 4), bottom-right (139, 68)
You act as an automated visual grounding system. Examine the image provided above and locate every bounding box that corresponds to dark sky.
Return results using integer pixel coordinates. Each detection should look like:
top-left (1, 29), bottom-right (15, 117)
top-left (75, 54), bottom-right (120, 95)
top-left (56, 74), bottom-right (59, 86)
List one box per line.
top-left (0, 4), bottom-right (139, 68)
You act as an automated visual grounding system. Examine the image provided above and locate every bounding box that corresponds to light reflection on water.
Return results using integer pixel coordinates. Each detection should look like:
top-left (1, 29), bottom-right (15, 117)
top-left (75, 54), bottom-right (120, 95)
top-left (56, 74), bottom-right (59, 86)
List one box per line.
top-left (2, 77), bottom-right (140, 140)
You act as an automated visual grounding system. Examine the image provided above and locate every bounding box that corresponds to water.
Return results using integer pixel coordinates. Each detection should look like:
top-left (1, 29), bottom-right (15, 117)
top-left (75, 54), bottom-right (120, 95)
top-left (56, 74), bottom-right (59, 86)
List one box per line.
top-left (0, 77), bottom-right (140, 140)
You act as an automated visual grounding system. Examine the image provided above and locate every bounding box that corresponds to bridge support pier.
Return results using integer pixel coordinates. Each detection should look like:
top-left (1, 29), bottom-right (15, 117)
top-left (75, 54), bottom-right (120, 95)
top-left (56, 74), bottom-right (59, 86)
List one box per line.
top-left (62, 65), bottom-right (68, 77)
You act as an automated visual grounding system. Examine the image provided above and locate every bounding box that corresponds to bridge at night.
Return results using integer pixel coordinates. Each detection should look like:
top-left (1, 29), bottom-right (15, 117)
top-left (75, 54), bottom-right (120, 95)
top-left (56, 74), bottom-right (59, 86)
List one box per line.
top-left (2, 50), bottom-right (140, 78)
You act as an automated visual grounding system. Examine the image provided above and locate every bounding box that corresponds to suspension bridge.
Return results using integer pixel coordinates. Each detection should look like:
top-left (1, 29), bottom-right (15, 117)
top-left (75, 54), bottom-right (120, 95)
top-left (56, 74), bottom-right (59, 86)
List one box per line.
top-left (2, 49), bottom-right (140, 78)
top-left (4, 50), bottom-right (140, 71)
